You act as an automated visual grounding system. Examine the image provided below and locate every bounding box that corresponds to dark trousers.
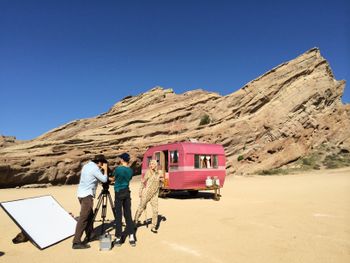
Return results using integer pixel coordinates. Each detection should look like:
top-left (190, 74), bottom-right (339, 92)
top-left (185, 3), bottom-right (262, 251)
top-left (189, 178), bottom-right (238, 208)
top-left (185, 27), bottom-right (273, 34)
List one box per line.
top-left (73, 195), bottom-right (94, 244)
top-left (115, 188), bottom-right (135, 238)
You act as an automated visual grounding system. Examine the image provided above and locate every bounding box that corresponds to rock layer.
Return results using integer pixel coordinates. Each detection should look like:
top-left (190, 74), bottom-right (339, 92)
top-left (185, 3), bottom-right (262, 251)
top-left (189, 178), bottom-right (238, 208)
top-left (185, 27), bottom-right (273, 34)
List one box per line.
top-left (0, 48), bottom-right (349, 187)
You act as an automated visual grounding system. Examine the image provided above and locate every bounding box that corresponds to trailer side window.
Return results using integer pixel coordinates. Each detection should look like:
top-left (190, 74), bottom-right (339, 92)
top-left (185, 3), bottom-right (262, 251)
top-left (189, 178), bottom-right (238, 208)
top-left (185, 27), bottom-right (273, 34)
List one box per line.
top-left (194, 154), bottom-right (218, 169)
top-left (194, 155), bottom-right (200, 168)
top-left (169, 150), bottom-right (178, 171)
top-left (147, 156), bottom-right (152, 165)
top-left (170, 150), bottom-right (178, 164)
top-left (154, 152), bottom-right (161, 164)
top-left (194, 154), bottom-right (211, 168)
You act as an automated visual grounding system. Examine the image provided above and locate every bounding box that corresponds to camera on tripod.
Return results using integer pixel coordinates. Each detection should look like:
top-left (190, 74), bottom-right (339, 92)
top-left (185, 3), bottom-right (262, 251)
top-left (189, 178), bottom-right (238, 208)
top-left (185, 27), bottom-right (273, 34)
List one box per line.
top-left (100, 166), bottom-right (114, 191)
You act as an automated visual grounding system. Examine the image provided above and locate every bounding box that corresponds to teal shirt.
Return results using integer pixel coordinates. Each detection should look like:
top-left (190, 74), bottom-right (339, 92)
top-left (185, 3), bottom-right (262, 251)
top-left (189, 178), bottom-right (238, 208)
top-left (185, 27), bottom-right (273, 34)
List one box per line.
top-left (113, 166), bottom-right (133, 192)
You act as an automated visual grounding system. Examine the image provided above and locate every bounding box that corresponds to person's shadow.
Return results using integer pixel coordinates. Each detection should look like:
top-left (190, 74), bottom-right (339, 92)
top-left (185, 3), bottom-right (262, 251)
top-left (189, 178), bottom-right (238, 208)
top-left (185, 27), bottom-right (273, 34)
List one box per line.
top-left (156, 215), bottom-right (167, 229)
top-left (90, 221), bottom-right (115, 241)
top-left (135, 214), bottom-right (167, 232)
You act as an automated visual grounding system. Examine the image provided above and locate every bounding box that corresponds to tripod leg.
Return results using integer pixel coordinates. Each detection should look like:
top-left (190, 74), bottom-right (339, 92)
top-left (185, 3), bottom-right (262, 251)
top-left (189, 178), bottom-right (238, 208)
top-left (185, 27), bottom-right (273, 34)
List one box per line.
top-left (107, 192), bottom-right (116, 220)
top-left (85, 192), bottom-right (104, 241)
top-left (91, 192), bottom-right (103, 224)
top-left (100, 194), bottom-right (108, 234)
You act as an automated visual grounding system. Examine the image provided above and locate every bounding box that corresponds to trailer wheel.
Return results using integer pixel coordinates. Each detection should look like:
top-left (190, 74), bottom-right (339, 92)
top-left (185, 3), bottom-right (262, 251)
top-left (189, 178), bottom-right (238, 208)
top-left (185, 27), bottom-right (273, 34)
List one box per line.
top-left (188, 190), bottom-right (199, 196)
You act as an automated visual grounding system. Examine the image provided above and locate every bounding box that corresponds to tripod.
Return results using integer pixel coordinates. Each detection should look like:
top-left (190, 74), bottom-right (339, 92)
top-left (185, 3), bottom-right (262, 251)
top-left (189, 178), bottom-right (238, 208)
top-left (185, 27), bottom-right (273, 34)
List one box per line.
top-left (90, 183), bottom-right (116, 236)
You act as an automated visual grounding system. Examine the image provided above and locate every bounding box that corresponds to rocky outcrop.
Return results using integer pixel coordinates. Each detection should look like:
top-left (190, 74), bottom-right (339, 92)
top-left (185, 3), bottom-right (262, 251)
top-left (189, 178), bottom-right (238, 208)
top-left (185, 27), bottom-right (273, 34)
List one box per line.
top-left (0, 135), bottom-right (18, 147)
top-left (0, 48), bottom-right (349, 187)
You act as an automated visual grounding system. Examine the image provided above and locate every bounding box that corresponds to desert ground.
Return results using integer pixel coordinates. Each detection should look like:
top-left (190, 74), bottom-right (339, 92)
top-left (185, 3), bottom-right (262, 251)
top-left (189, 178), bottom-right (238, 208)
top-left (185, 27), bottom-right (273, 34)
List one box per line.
top-left (0, 168), bottom-right (349, 263)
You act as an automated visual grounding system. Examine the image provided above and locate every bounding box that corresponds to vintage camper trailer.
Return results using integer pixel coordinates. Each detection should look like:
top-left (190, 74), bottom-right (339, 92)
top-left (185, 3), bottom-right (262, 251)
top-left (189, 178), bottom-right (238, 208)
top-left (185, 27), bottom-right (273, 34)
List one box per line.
top-left (142, 142), bottom-right (226, 196)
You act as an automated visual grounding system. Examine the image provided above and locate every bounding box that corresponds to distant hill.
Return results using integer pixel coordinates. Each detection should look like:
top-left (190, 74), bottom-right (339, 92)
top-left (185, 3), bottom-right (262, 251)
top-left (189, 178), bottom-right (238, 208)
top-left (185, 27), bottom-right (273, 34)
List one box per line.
top-left (1, 48), bottom-right (349, 188)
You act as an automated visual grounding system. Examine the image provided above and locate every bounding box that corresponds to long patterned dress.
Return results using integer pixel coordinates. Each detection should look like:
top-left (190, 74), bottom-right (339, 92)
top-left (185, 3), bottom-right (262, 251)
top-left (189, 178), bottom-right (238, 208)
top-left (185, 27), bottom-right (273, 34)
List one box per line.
top-left (134, 169), bottom-right (163, 229)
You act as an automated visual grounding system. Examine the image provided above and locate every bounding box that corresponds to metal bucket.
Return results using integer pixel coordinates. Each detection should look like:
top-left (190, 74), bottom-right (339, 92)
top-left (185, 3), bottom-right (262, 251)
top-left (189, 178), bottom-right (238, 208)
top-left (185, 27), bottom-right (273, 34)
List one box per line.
top-left (99, 233), bottom-right (112, 251)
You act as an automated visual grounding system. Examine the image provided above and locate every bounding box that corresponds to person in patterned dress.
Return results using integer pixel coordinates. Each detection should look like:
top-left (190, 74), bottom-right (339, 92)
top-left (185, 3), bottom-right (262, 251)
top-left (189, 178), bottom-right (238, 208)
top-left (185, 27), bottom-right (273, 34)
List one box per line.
top-left (134, 159), bottom-right (164, 233)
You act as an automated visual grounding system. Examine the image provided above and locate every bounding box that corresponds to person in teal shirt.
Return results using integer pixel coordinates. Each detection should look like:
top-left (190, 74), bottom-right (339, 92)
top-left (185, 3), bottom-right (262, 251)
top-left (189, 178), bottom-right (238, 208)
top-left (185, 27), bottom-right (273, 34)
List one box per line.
top-left (112, 153), bottom-right (136, 247)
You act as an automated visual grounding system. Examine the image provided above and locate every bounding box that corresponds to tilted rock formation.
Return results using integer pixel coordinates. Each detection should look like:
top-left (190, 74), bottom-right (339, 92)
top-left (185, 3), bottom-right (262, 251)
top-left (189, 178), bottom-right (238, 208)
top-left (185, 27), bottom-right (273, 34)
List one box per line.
top-left (0, 135), bottom-right (18, 147)
top-left (0, 48), bottom-right (349, 187)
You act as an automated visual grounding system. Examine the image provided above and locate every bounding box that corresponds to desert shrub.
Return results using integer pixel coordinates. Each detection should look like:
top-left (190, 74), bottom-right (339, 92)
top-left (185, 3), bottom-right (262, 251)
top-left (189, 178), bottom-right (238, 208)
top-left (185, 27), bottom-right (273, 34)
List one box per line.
top-left (237, 155), bottom-right (244, 161)
top-left (302, 158), bottom-right (313, 166)
top-left (323, 153), bottom-right (350, 169)
top-left (199, 114), bottom-right (210, 126)
top-left (313, 164), bottom-right (321, 170)
top-left (259, 168), bottom-right (288, 175)
top-left (295, 153), bottom-right (319, 171)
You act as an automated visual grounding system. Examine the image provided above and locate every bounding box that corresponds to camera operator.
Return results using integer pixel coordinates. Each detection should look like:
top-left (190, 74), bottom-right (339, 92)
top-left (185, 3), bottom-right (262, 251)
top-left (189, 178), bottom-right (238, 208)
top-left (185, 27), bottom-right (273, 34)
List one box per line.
top-left (113, 153), bottom-right (136, 247)
top-left (72, 154), bottom-right (108, 249)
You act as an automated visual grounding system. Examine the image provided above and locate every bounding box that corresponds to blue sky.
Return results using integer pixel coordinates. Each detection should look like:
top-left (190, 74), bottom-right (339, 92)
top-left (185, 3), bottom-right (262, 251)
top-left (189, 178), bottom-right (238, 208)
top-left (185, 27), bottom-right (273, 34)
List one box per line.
top-left (1, 0), bottom-right (349, 140)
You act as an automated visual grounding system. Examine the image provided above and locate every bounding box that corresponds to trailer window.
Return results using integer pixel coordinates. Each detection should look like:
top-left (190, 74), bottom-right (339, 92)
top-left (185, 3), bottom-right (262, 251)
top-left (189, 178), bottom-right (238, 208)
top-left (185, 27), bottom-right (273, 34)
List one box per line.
top-left (170, 150), bottom-right (178, 164)
top-left (194, 154), bottom-right (211, 168)
top-left (147, 156), bottom-right (152, 165)
top-left (194, 155), bottom-right (200, 168)
top-left (169, 150), bottom-right (178, 172)
top-left (155, 152), bottom-right (160, 162)
top-left (194, 154), bottom-right (218, 169)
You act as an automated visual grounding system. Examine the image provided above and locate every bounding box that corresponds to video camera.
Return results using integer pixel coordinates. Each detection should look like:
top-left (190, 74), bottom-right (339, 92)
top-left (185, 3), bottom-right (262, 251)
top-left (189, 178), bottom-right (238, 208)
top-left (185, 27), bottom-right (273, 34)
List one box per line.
top-left (100, 166), bottom-right (114, 191)
top-left (93, 155), bottom-right (114, 190)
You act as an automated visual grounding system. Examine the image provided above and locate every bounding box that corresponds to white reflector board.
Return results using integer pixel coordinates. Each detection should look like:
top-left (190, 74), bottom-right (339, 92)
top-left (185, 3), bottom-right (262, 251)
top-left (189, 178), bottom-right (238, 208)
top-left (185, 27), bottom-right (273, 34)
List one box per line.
top-left (1, 195), bottom-right (76, 249)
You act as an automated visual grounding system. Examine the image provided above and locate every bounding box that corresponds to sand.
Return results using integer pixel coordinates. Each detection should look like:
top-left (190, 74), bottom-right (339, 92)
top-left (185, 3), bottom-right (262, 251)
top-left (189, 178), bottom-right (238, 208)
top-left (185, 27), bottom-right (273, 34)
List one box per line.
top-left (0, 168), bottom-right (349, 263)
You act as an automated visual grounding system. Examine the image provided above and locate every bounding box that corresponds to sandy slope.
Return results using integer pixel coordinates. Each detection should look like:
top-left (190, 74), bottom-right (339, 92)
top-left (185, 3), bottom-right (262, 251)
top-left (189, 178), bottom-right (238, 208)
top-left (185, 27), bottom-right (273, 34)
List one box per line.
top-left (0, 168), bottom-right (349, 263)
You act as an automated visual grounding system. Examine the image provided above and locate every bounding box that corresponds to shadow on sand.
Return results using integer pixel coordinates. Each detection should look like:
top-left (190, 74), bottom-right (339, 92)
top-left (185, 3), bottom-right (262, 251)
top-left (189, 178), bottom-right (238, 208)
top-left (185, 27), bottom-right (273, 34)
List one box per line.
top-left (84, 220), bottom-right (116, 243)
top-left (135, 214), bottom-right (167, 233)
top-left (161, 191), bottom-right (216, 200)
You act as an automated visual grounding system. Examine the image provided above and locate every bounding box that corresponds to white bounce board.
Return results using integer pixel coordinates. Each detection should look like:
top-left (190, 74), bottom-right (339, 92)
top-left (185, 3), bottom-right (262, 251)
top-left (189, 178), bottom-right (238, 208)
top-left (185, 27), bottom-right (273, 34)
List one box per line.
top-left (0, 195), bottom-right (77, 249)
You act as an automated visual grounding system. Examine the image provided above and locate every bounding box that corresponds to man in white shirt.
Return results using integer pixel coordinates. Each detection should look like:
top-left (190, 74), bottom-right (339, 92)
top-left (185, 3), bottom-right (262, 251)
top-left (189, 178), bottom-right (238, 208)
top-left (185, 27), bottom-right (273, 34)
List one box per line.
top-left (72, 154), bottom-right (108, 249)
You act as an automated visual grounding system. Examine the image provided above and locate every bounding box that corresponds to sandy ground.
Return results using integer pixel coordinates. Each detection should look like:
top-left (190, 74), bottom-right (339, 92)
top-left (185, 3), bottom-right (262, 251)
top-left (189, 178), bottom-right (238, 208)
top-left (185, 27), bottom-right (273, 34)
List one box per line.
top-left (0, 168), bottom-right (349, 263)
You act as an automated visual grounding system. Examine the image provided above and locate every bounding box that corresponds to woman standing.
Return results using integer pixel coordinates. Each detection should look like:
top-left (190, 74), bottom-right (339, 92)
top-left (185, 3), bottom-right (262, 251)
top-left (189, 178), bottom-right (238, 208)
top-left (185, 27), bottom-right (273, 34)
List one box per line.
top-left (113, 153), bottom-right (136, 247)
top-left (134, 159), bottom-right (164, 233)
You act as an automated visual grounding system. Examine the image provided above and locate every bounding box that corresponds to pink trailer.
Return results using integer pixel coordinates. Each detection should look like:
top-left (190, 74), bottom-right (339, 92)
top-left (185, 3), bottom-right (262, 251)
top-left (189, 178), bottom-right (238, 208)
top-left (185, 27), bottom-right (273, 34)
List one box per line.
top-left (142, 142), bottom-right (226, 197)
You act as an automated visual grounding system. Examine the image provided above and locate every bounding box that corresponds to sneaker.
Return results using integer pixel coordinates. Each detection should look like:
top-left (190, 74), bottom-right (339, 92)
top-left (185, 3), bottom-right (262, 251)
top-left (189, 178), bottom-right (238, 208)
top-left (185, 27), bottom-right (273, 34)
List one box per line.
top-left (72, 242), bottom-right (90, 249)
top-left (114, 238), bottom-right (122, 247)
top-left (129, 240), bottom-right (136, 247)
top-left (129, 234), bottom-right (136, 247)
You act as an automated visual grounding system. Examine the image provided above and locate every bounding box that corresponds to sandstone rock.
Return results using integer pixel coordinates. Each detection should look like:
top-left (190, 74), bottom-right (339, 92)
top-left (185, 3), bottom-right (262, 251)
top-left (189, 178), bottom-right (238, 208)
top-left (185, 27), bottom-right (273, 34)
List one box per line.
top-left (0, 48), bottom-right (349, 187)
top-left (0, 135), bottom-right (17, 147)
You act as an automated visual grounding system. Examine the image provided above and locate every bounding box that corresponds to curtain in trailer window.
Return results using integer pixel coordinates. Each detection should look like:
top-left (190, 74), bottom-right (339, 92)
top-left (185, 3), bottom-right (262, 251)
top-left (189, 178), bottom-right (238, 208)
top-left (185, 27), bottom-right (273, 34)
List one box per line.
top-left (170, 150), bottom-right (178, 163)
top-left (213, 155), bottom-right (218, 168)
top-left (155, 152), bottom-right (160, 164)
top-left (194, 154), bottom-right (218, 169)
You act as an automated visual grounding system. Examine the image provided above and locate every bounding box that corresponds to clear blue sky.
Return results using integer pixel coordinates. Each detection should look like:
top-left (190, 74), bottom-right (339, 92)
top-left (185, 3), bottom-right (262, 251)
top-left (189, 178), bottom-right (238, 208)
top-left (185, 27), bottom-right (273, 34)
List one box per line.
top-left (1, 0), bottom-right (349, 140)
